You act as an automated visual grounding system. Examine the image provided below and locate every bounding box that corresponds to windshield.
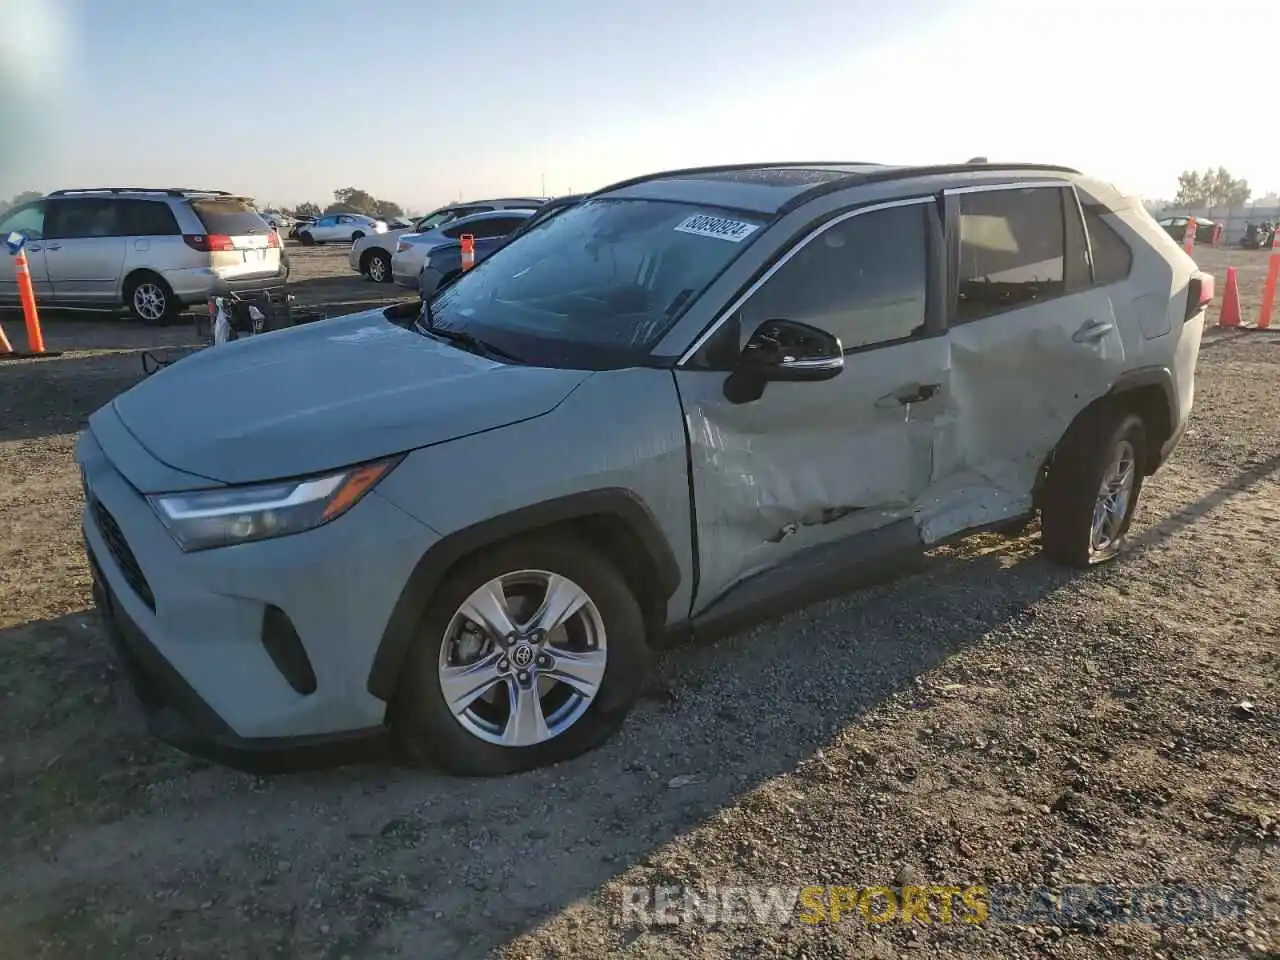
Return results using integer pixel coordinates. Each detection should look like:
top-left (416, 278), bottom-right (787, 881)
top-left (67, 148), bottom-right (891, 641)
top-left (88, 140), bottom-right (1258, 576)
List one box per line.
top-left (416, 210), bottom-right (459, 231)
top-left (427, 198), bottom-right (767, 368)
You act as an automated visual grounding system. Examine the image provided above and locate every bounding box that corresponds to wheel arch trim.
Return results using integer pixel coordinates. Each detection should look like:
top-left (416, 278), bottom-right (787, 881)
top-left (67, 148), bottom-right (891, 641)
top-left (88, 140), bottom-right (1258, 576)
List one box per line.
top-left (366, 487), bottom-right (681, 701)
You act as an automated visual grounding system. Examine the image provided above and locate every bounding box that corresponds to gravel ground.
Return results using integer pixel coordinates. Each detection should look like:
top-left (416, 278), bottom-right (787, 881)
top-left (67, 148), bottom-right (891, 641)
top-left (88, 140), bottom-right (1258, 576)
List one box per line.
top-left (0, 243), bottom-right (1276, 959)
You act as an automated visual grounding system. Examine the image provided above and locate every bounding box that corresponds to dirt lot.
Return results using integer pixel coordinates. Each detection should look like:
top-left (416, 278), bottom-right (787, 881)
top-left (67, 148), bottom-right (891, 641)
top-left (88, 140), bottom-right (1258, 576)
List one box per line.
top-left (0, 243), bottom-right (1277, 959)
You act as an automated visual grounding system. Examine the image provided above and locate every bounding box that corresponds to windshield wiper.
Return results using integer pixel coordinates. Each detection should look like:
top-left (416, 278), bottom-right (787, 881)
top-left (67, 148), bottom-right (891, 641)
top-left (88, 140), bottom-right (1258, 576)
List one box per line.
top-left (418, 317), bottom-right (524, 364)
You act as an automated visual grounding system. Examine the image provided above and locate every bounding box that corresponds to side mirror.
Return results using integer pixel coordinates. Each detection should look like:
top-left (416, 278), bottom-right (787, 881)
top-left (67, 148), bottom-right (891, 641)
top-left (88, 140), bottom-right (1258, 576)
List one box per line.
top-left (723, 318), bottom-right (844, 403)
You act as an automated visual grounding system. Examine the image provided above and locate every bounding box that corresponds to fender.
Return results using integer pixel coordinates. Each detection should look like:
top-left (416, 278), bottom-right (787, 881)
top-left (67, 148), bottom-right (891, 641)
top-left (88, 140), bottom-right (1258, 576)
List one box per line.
top-left (366, 488), bottom-right (681, 701)
top-left (1105, 365), bottom-right (1178, 471)
top-left (1107, 365), bottom-right (1174, 405)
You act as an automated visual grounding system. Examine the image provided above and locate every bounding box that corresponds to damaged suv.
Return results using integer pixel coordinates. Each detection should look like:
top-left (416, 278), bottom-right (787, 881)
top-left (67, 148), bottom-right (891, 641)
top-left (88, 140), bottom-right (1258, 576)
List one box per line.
top-left (77, 161), bottom-right (1211, 776)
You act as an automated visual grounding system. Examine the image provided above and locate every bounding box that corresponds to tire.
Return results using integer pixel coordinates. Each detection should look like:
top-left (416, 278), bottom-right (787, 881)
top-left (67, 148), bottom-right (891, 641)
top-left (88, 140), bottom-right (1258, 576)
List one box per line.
top-left (1041, 406), bottom-right (1148, 568)
top-left (392, 534), bottom-right (650, 776)
top-left (351, 231), bottom-right (365, 243)
top-left (299, 231), bottom-right (315, 246)
top-left (366, 250), bottom-right (391, 283)
top-left (125, 274), bottom-right (178, 325)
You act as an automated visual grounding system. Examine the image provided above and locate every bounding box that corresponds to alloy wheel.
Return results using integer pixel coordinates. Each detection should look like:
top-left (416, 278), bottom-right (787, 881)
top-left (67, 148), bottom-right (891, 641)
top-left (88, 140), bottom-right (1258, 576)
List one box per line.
top-left (133, 282), bottom-right (167, 322)
top-left (1091, 438), bottom-right (1136, 554)
top-left (437, 569), bottom-right (607, 747)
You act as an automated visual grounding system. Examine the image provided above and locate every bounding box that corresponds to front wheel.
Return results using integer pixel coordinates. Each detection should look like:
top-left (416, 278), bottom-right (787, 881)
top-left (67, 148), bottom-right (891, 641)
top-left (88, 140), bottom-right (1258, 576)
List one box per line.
top-left (392, 535), bottom-right (650, 776)
top-left (351, 231), bottom-right (365, 243)
top-left (1041, 407), bottom-right (1148, 567)
top-left (299, 232), bottom-right (316, 246)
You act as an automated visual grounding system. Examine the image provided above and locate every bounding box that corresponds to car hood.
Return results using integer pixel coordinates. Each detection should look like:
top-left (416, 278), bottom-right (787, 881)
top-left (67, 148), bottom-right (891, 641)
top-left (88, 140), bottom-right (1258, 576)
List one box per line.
top-left (108, 309), bottom-right (593, 486)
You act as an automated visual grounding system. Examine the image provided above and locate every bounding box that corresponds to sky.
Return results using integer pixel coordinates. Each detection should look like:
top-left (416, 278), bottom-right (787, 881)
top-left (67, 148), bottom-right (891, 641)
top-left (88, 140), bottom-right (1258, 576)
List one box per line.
top-left (1, 0), bottom-right (1277, 212)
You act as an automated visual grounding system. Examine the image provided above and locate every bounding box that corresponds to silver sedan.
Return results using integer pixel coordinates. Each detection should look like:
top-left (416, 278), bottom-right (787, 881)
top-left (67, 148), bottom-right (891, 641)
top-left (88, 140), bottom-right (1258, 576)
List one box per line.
top-left (390, 209), bottom-right (537, 288)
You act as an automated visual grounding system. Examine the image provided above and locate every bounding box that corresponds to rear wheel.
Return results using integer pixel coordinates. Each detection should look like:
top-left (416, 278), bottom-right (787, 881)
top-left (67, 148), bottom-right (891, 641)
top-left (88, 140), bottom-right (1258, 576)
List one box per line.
top-left (366, 250), bottom-right (391, 283)
top-left (392, 535), bottom-right (650, 776)
top-left (125, 274), bottom-right (177, 325)
top-left (1041, 406), bottom-right (1148, 567)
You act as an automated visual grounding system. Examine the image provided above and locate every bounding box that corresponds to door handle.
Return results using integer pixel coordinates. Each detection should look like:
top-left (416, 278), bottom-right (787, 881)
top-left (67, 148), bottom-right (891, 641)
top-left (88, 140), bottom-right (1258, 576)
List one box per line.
top-left (1072, 319), bottom-right (1114, 343)
top-left (43, 243), bottom-right (62, 252)
top-left (875, 383), bottom-right (942, 408)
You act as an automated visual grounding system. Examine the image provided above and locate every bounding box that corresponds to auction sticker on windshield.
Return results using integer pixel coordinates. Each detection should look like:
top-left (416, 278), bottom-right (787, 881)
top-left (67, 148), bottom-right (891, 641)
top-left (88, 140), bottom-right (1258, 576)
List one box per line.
top-left (674, 214), bottom-right (760, 242)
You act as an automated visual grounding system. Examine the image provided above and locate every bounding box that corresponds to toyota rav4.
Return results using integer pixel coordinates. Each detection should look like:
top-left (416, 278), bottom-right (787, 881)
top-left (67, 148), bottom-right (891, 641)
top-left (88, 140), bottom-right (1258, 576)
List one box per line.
top-left (76, 161), bottom-right (1211, 776)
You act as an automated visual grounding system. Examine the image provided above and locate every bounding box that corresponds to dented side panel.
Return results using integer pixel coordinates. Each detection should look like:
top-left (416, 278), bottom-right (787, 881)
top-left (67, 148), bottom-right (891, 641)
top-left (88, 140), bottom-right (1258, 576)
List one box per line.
top-left (919, 286), bottom-right (1124, 542)
top-left (675, 337), bottom-right (950, 615)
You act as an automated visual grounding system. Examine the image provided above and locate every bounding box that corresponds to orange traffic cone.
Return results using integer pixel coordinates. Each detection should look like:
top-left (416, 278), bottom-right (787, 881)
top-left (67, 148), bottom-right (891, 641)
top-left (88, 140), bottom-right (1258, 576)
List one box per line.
top-left (1218, 266), bottom-right (1242, 328)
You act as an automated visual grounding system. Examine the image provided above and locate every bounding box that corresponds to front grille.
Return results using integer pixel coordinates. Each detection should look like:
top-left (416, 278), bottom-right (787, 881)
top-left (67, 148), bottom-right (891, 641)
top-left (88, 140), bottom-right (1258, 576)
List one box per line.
top-left (91, 498), bottom-right (156, 611)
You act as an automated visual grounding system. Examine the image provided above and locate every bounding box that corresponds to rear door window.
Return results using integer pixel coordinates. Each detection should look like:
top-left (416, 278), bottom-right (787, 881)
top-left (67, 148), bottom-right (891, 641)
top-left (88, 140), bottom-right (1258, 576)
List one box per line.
top-left (46, 199), bottom-right (124, 239)
top-left (444, 216), bottom-right (521, 240)
top-left (189, 198), bottom-right (270, 236)
top-left (116, 199), bottom-right (181, 237)
top-left (955, 187), bottom-right (1067, 323)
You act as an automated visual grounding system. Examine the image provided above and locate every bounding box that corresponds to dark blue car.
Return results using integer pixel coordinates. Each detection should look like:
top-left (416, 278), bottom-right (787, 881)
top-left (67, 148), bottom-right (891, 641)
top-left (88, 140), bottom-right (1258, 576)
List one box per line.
top-left (418, 194), bottom-right (584, 301)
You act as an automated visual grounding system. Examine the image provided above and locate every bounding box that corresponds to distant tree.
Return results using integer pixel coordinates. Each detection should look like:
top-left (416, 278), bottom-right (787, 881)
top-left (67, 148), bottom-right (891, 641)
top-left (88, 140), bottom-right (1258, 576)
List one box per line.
top-left (294, 201), bottom-right (321, 218)
top-left (1173, 167), bottom-right (1251, 209)
top-left (1, 190), bottom-right (42, 216)
top-left (371, 199), bottom-right (404, 220)
top-left (326, 187), bottom-right (378, 215)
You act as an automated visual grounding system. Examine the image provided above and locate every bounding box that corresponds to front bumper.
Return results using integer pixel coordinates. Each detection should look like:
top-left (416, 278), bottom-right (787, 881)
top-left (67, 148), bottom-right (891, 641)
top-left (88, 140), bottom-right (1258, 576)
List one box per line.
top-left (76, 426), bottom-right (437, 771)
top-left (88, 546), bottom-right (389, 773)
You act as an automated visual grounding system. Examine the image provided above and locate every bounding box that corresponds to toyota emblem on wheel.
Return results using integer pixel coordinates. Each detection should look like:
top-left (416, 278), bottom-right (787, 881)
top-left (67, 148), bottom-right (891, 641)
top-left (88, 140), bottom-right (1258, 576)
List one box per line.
top-left (511, 643), bottom-right (535, 669)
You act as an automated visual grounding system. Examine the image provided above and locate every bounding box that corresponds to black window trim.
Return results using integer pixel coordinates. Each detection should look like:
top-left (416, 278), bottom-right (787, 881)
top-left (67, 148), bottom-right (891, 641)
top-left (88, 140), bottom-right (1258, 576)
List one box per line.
top-left (679, 194), bottom-right (945, 369)
top-left (942, 178), bottom-right (1077, 328)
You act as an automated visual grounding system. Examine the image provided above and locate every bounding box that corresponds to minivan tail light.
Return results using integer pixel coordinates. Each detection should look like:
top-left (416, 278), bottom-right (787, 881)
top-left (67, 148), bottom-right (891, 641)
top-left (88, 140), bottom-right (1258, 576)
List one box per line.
top-left (1186, 272), bottom-right (1214, 322)
top-left (267, 231), bottom-right (280, 248)
top-left (183, 234), bottom-right (236, 253)
top-left (396, 240), bottom-right (410, 253)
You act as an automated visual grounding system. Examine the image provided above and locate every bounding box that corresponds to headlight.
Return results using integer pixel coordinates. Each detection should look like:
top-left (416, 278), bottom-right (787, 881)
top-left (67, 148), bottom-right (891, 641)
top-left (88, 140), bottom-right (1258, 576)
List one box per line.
top-left (148, 456), bottom-right (402, 552)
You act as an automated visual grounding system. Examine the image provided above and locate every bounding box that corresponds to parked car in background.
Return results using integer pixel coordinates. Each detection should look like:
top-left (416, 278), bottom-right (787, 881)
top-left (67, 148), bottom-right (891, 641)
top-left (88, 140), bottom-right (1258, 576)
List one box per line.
top-left (385, 215), bottom-right (415, 229)
top-left (1155, 215), bottom-right (1216, 243)
top-left (288, 216), bottom-right (316, 240)
top-left (351, 198), bottom-right (549, 283)
top-left (391, 208), bottom-right (538, 288)
top-left (417, 195), bottom-right (584, 299)
top-left (0, 187), bottom-right (286, 323)
top-left (76, 160), bottom-right (1211, 776)
top-left (296, 213), bottom-right (387, 245)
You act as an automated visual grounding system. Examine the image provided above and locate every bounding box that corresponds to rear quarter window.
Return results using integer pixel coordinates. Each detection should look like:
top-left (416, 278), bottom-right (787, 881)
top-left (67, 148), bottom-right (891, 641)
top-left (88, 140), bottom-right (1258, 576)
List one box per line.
top-left (189, 199), bottom-right (270, 236)
top-left (1081, 204), bottom-right (1133, 286)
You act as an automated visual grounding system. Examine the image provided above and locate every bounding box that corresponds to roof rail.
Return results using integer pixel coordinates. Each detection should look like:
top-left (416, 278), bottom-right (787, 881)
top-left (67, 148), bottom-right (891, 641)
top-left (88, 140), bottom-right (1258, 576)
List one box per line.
top-left (589, 161), bottom-right (884, 198)
top-left (46, 187), bottom-right (235, 198)
top-left (777, 161), bottom-right (1083, 214)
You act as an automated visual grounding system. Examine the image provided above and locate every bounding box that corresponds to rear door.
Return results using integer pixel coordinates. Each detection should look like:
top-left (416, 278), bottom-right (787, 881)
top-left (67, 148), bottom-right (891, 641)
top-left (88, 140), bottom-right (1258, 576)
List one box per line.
top-left (187, 197), bottom-right (279, 280)
top-left (928, 182), bottom-right (1125, 541)
top-left (115, 198), bottom-right (187, 287)
top-left (0, 201), bottom-right (52, 303)
top-left (43, 198), bottom-right (129, 304)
